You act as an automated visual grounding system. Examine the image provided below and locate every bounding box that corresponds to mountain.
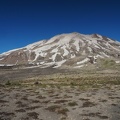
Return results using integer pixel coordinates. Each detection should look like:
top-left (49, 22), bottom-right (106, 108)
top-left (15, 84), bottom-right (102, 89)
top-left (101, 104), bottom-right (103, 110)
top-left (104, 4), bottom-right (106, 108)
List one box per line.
top-left (0, 32), bottom-right (120, 69)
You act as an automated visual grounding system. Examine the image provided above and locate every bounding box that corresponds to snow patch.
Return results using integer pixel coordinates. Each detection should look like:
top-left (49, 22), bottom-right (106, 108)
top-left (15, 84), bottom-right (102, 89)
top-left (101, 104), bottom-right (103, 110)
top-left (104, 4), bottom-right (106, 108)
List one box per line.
top-left (95, 54), bottom-right (104, 58)
top-left (0, 64), bottom-right (5, 66)
top-left (1, 48), bottom-right (23, 56)
top-left (0, 64), bottom-right (15, 66)
top-left (87, 47), bottom-right (93, 53)
top-left (40, 61), bottom-right (45, 64)
top-left (26, 40), bottom-right (45, 50)
top-left (53, 60), bottom-right (66, 68)
top-left (82, 50), bottom-right (86, 55)
top-left (94, 44), bottom-right (100, 49)
top-left (77, 58), bottom-right (89, 65)
top-left (73, 40), bottom-right (80, 51)
top-left (108, 44), bottom-right (120, 51)
top-left (101, 52), bottom-right (110, 57)
top-left (0, 58), bottom-right (4, 61)
top-left (61, 46), bottom-right (69, 56)
top-left (18, 52), bottom-right (21, 55)
top-left (71, 54), bottom-right (75, 58)
top-left (96, 34), bottom-right (102, 39)
top-left (51, 47), bottom-right (58, 53)
top-left (115, 61), bottom-right (120, 64)
top-left (52, 53), bottom-right (57, 61)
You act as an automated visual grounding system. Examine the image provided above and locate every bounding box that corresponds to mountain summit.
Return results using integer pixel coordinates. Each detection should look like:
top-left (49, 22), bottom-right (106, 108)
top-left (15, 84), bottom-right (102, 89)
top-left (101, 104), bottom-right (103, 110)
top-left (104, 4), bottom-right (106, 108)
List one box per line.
top-left (0, 32), bottom-right (120, 69)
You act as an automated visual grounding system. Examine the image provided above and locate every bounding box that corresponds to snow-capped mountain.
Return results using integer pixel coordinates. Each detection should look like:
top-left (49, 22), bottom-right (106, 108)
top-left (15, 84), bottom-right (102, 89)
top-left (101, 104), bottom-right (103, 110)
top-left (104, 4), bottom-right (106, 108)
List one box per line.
top-left (0, 32), bottom-right (120, 68)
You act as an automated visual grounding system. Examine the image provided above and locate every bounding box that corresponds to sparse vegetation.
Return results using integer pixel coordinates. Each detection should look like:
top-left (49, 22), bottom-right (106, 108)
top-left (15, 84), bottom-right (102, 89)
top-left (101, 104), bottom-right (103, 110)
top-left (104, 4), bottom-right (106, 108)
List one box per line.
top-left (15, 109), bottom-right (26, 112)
top-left (34, 81), bottom-right (39, 85)
top-left (27, 112), bottom-right (39, 119)
top-left (82, 101), bottom-right (96, 107)
top-left (0, 68), bottom-right (120, 120)
top-left (101, 59), bottom-right (116, 68)
top-left (68, 101), bottom-right (78, 106)
top-left (54, 99), bottom-right (68, 104)
top-left (57, 108), bottom-right (69, 115)
top-left (5, 80), bottom-right (11, 85)
top-left (45, 105), bottom-right (61, 112)
top-left (0, 99), bottom-right (8, 103)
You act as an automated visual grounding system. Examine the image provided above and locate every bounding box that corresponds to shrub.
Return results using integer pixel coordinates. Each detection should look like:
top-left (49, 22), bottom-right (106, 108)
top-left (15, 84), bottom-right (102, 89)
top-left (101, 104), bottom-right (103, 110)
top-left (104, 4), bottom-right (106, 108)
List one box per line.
top-left (5, 80), bottom-right (11, 85)
top-left (68, 101), bottom-right (78, 106)
top-left (34, 81), bottom-right (39, 85)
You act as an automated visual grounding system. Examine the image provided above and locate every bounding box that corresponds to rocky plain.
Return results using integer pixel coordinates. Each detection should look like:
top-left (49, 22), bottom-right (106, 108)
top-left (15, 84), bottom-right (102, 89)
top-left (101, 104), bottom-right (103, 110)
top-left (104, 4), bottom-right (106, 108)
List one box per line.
top-left (0, 67), bottom-right (120, 120)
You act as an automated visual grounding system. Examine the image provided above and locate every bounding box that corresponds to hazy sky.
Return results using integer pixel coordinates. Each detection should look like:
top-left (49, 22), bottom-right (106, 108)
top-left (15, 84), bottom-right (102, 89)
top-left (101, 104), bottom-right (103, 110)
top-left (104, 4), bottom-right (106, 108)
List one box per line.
top-left (0, 0), bottom-right (120, 53)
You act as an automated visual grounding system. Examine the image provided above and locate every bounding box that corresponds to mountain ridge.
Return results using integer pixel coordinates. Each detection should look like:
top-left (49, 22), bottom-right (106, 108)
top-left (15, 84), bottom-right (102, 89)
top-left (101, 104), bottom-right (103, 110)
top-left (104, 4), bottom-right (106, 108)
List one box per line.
top-left (0, 32), bottom-right (120, 69)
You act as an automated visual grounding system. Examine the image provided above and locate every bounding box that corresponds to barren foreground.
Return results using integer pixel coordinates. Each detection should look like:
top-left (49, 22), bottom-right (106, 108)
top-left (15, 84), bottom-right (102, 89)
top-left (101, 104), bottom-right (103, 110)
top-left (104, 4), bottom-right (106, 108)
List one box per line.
top-left (0, 68), bottom-right (120, 120)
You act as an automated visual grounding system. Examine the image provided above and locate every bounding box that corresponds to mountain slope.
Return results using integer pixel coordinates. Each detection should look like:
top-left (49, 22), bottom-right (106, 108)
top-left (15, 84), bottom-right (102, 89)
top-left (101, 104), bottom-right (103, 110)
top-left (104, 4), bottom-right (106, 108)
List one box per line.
top-left (0, 32), bottom-right (120, 68)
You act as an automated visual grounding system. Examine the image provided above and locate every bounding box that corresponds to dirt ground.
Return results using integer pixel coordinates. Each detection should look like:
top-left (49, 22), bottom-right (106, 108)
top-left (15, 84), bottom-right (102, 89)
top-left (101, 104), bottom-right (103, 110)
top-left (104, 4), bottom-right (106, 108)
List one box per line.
top-left (0, 68), bottom-right (120, 120)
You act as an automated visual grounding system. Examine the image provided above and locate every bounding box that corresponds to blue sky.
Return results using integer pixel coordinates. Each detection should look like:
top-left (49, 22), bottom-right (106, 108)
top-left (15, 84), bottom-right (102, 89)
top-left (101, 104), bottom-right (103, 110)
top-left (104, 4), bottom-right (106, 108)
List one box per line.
top-left (0, 0), bottom-right (120, 53)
